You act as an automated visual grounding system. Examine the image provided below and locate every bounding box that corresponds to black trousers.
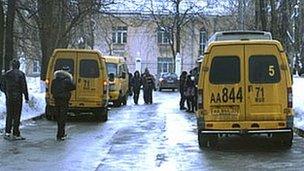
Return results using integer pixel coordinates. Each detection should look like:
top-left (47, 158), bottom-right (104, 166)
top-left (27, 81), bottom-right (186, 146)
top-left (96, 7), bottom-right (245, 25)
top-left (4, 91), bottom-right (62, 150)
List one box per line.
top-left (179, 92), bottom-right (186, 108)
top-left (54, 101), bottom-right (68, 138)
top-left (143, 87), bottom-right (153, 104)
top-left (133, 89), bottom-right (140, 104)
top-left (5, 98), bottom-right (22, 136)
top-left (186, 96), bottom-right (195, 112)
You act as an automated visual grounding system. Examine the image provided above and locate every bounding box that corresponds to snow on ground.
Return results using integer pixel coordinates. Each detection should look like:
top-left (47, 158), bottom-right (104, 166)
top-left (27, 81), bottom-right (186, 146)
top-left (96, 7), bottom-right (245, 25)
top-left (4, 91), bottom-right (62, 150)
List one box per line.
top-left (0, 77), bottom-right (46, 129)
top-left (1, 76), bottom-right (304, 130)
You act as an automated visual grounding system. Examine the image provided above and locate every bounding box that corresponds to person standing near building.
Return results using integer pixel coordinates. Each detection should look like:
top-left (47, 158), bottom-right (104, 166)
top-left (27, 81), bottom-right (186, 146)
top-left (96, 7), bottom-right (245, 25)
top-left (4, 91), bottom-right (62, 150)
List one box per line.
top-left (142, 68), bottom-right (155, 104)
top-left (51, 66), bottom-right (76, 141)
top-left (131, 70), bottom-right (142, 105)
top-left (0, 59), bottom-right (29, 140)
top-left (179, 71), bottom-right (187, 110)
top-left (185, 75), bottom-right (195, 113)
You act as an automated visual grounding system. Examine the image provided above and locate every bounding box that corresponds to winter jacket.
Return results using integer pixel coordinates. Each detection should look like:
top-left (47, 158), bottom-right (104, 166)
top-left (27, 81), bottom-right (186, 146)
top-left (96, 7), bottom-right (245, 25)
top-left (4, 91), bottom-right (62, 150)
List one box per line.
top-left (142, 73), bottom-right (155, 89)
top-left (179, 74), bottom-right (187, 94)
top-left (0, 69), bottom-right (29, 102)
top-left (51, 70), bottom-right (76, 102)
top-left (131, 76), bottom-right (142, 91)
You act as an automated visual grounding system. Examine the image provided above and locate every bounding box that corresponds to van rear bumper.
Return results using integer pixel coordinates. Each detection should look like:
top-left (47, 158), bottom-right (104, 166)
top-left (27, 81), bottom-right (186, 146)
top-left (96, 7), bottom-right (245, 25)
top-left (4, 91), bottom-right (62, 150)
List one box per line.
top-left (200, 129), bottom-right (292, 134)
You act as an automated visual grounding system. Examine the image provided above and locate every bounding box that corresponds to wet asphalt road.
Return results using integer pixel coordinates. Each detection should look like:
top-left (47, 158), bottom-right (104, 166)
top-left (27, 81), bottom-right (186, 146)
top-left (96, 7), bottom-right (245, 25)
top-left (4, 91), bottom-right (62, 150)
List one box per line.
top-left (0, 91), bottom-right (304, 171)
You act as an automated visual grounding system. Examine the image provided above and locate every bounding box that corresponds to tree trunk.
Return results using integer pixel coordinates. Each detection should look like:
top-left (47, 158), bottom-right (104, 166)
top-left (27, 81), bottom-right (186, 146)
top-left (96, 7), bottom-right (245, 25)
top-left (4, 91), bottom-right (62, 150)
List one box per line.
top-left (0, 1), bottom-right (4, 74)
top-left (4, 0), bottom-right (17, 71)
top-left (254, 0), bottom-right (260, 29)
top-left (270, 0), bottom-right (278, 39)
top-left (259, 0), bottom-right (267, 30)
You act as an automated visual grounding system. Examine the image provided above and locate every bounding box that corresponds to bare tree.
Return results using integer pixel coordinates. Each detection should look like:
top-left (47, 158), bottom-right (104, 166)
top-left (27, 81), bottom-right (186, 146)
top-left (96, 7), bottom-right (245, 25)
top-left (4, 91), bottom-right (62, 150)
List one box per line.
top-left (4, 0), bottom-right (17, 71)
top-left (0, 0), bottom-right (4, 73)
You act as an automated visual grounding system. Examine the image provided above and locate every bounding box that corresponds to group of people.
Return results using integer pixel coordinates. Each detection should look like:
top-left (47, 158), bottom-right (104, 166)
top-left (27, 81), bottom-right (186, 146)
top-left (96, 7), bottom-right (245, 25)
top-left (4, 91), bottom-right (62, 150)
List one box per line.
top-left (130, 68), bottom-right (156, 105)
top-left (179, 71), bottom-right (197, 113)
top-left (0, 59), bottom-right (75, 141)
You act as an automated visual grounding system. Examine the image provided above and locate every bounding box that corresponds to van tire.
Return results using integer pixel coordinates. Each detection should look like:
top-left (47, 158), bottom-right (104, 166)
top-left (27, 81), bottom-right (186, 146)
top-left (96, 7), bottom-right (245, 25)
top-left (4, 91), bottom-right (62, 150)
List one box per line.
top-left (208, 134), bottom-right (218, 148)
top-left (198, 131), bottom-right (208, 148)
top-left (122, 95), bottom-right (127, 105)
top-left (45, 105), bottom-right (54, 121)
top-left (95, 108), bottom-right (108, 122)
top-left (279, 132), bottom-right (293, 148)
top-left (113, 100), bottom-right (121, 107)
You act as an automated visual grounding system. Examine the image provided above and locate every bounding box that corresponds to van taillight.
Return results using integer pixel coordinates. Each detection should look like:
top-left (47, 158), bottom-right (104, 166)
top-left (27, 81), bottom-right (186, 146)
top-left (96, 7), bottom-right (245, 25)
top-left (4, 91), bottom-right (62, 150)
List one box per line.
top-left (287, 87), bottom-right (292, 108)
top-left (103, 80), bottom-right (108, 94)
top-left (197, 89), bottom-right (203, 109)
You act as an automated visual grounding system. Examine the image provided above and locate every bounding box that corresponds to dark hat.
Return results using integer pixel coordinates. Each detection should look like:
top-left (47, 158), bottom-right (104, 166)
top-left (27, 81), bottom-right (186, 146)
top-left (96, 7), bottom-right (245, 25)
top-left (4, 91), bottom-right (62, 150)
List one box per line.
top-left (62, 65), bottom-right (70, 71)
top-left (11, 59), bottom-right (20, 69)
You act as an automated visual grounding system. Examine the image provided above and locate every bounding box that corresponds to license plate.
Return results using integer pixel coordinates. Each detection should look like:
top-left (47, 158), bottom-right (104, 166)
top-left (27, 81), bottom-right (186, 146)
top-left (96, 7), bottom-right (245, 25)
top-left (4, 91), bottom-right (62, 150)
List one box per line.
top-left (211, 106), bottom-right (238, 115)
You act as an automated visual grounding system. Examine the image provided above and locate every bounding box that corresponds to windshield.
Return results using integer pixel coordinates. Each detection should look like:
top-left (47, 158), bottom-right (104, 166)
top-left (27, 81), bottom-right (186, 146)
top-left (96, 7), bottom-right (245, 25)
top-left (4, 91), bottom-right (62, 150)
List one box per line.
top-left (106, 63), bottom-right (118, 77)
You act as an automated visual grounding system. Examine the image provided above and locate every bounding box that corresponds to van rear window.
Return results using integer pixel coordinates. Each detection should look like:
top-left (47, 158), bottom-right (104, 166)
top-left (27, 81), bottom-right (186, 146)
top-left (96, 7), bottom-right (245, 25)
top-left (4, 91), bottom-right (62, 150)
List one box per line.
top-left (249, 55), bottom-right (280, 83)
top-left (80, 60), bottom-right (100, 78)
top-left (210, 56), bottom-right (240, 84)
top-left (54, 59), bottom-right (74, 76)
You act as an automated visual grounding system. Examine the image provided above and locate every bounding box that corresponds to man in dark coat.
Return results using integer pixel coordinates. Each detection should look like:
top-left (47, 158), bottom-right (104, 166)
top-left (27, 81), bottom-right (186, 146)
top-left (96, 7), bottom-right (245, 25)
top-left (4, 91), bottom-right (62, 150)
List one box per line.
top-left (51, 66), bottom-right (76, 141)
top-left (0, 59), bottom-right (29, 140)
top-left (179, 71), bottom-right (187, 110)
top-left (131, 70), bottom-right (142, 104)
top-left (142, 68), bottom-right (155, 104)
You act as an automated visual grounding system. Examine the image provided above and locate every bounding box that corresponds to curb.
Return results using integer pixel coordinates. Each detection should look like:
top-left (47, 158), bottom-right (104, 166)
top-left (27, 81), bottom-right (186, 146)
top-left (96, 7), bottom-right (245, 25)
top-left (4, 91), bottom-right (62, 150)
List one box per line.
top-left (294, 127), bottom-right (304, 138)
top-left (0, 113), bottom-right (45, 134)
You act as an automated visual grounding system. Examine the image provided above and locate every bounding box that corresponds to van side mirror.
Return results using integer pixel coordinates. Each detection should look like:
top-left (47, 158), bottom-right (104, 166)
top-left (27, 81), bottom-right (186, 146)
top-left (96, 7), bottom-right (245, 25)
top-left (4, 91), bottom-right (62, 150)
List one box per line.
top-left (121, 72), bottom-right (126, 79)
top-left (109, 73), bottom-right (115, 81)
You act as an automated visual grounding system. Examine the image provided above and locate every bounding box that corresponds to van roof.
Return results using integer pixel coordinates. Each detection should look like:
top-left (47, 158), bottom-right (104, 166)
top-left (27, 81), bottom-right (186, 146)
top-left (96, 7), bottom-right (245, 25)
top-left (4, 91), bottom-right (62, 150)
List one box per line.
top-left (208, 30), bottom-right (272, 41)
top-left (53, 49), bottom-right (104, 58)
top-left (205, 40), bottom-right (284, 54)
top-left (104, 55), bottom-right (126, 63)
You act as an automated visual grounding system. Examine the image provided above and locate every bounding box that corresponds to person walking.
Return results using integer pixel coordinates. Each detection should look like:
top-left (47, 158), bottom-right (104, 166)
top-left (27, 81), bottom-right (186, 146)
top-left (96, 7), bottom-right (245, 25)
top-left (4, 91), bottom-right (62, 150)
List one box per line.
top-left (0, 59), bottom-right (29, 140)
top-left (131, 70), bottom-right (142, 105)
top-left (142, 68), bottom-right (155, 104)
top-left (179, 71), bottom-right (187, 110)
top-left (185, 75), bottom-right (195, 113)
top-left (51, 66), bottom-right (76, 141)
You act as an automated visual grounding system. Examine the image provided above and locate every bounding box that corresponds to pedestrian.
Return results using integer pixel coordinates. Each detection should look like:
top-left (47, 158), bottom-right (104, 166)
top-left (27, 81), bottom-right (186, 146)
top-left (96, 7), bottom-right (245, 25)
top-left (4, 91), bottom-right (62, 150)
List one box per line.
top-left (142, 68), bottom-right (155, 104)
top-left (51, 66), bottom-right (76, 141)
top-left (185, 75), bottom-right (195, 113)
top-left (131, 70), bottom-right (142, 105)
top-left (179, 71), bottom-right (187, 110)
top-left (0, 59), bottom-right (29, 140)
top-left (128, 72), bottom-right (133, 96)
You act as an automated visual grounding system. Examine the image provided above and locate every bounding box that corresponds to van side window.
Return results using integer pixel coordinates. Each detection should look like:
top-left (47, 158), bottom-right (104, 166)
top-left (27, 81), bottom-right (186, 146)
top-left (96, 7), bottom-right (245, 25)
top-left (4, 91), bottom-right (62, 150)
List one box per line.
top-left (210, 56), bottom-right (240, 84)
top-left (80, 59), bottom-right (100, 78)
top-left (249, 55), bottom-right (280, 83)
top-left (54, 59), bottom-right (74, 76)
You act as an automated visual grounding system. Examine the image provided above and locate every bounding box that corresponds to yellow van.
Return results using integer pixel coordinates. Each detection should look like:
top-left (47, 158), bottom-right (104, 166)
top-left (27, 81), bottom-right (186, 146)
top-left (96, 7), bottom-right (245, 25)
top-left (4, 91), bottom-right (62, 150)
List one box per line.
top-left (196, 40), bottom-right (293, 148)
top-left (45, 49), bottom-right (109, 122)
top-left (104, 56), bottom-right (129, 107)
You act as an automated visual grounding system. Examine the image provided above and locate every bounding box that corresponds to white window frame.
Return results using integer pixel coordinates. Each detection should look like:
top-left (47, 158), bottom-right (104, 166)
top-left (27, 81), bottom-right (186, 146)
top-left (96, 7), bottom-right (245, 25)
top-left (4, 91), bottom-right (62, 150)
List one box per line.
top-left (199, 30), bottom-right (207, 54)
top-left (112, 26), bottom-right (127, 44)
top-left (158, 30), bottom-right (170, 44)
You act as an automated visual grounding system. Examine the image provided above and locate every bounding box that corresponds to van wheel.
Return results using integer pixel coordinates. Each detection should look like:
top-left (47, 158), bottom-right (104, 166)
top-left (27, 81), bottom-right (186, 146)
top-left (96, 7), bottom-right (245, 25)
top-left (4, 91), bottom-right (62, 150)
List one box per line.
top-left (95, 108), bottom-right (108, 122)
top-left (278, 132), bottom-right (293, 148)
top-left (172, 89), bottom-right (175, 92)
top-left (45, 105), bottom-right (54, 121)
top-left (113, 100), bottom-right (121, 107)
top-left (198, 131), bottom-right (208, 148)
top-left (122, 95), bottom-right (127, 105)
top-left (208, 134), bottom-right (218, 148)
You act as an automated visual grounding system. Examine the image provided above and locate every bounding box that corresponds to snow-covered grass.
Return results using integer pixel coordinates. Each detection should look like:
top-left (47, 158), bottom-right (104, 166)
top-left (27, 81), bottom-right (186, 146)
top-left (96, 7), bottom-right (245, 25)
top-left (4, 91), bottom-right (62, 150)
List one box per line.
top-left (293, 76), bottom-right (304, 129)
top-left (0, 77), bottom-right (46, 129)
top-left (1, 76), bottom-right (304, 130)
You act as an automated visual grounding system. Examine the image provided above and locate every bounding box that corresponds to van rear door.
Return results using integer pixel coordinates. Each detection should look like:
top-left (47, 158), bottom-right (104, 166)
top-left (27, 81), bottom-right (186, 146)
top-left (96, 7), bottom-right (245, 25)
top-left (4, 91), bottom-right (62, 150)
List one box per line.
top-left (205, 45), bottom-right (245, 122)
top-left (76, 52), bottom-right (103, 102)
top-left (245, 44), bottom-right (286, 121)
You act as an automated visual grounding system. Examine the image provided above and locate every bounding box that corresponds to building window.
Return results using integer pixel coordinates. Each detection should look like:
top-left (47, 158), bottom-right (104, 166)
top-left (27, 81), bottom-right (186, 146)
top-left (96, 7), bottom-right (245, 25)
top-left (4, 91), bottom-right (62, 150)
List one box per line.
top-left (157, 57), bottom-right (174, 73)
top-left (33, 60), bottom-right (40, 73)
top-left (157, 28), bottom-right (170, 44)
top-left (112, 26), bottom-right (127, 44)
top-left (199, 29), bottom-right (207, 55)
